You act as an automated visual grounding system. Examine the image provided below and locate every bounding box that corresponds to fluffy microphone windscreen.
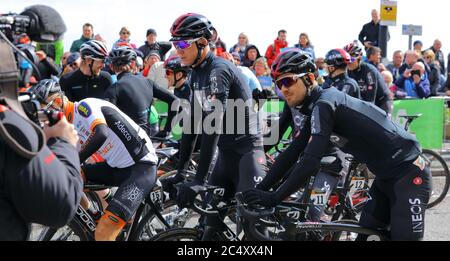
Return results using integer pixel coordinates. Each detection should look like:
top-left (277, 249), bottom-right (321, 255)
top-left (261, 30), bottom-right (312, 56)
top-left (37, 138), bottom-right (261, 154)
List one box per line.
top-left (20, 5), bottom-right (67, 42)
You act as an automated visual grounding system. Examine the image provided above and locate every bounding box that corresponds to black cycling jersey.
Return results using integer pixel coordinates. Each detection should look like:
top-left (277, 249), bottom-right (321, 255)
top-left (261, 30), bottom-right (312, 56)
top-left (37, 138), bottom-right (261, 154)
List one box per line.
top-left (177, 51), bottom-right (261, 183)
top-left (59, 69), bottom-right (113, 102)
top-left (348, 62), bottom-right (391, 113)
top-left (323, 72), bottom-right (361, 99)
top-left (268, 86), bottom-right (421, 204)
top-left (174, 81), bottom-right (192, 101)
top-left (0, 108), bottom-right (82, 240)
top-left (104, 72), bottom-right (179, 136)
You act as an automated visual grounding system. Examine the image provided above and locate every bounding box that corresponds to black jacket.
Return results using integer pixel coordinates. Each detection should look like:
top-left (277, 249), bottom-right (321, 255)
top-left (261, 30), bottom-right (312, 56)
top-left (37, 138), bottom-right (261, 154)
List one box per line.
top-left (104, 72), bottom-right (178, 136)
top-left (358, 21), bottom-right (390, 48)
top-left (138, 41), bottom-right (172, 61)
top-left (0, 109), bottom-right (82, 240)
top-left (60, 69), bottom-right (113, 102)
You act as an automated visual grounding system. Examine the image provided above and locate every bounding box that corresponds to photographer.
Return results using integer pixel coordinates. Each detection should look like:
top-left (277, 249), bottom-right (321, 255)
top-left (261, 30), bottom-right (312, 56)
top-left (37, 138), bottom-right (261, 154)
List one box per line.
top-left (0, 5), bottom-right (84, 240)
top-left (395, 62), bottom-right (431, 99)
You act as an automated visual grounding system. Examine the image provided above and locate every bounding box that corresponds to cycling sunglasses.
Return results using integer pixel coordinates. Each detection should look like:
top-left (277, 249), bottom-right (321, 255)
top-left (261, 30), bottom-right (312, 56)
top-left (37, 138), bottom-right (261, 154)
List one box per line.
top-left (172, 38), bottom-right (201, 50)
top-left (165, 70), bottom-right (174, 76)
top-left (275, 73), bottom-right (306, 90)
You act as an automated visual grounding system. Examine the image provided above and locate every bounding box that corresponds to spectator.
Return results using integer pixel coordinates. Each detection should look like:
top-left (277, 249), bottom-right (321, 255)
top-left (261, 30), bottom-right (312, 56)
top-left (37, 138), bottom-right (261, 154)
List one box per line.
top-left (381, 70), bottom-right (397, 100)
top-left (265, 29), bottom-right (288, 67)
top-left (147, 51), bottom-right (169, 89)
top-left (315, 57), bottom-right (328, 80)
top-left (293, 33), bottom-right (315, 59)
top-left (220, 52), bottom-right (261, 93)
top-left (211, 27), bottom-right (227, 56)
top-left (61, 52), bottom-right (81, 76)
top-left (413, 40), bottom-right (423, 54)
top-left (242, 44), bottom-right (262, 68)
top-left (358, 9), bottom-right (390, 50)
top-left (253, 57), bottom-right (273, 90)
top-left (70, 23), bottom-right (94, 52)
top-left (229, 32), bottom-right (249, 63)
top-left (387, 50), bottom-right (403, 82)
top-left (395, 62), bottom-right (430, 98)
top-left (94, 34), bottom-right (109, 50)
top-left (366, 46), bottom-right (382, 68)
top-left (112, 26), bottom-right (137, 49)
top-left (138, 28), bottom-right (172, 61)
top-left (60, 51), bottom-right (71, 70)
top-left (399, 50), bottom-right (418, 76)
top-left (423, 49), bottom-right (441, 96)
top-left (429, 39), bottom-right (446, 75)
top-left (36, 39), bottom-right (64, 66)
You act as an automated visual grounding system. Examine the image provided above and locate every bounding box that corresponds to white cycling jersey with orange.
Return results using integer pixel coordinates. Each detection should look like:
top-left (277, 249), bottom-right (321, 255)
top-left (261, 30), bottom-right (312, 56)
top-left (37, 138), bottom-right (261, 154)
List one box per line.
top-left (73, 98), bottom-right (157, 168)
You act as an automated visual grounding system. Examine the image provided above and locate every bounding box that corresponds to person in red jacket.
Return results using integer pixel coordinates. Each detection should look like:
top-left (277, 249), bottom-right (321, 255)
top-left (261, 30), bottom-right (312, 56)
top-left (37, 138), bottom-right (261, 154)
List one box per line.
top-left (265, 29), bottom-right (288, 67)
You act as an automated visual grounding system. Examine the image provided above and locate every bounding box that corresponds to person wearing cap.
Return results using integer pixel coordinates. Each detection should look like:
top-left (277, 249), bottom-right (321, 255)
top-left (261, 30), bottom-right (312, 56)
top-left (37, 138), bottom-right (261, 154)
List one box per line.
top-left (137, 28), bottom-right (172, 61)
top-left (61, 52), bottom-right (82, 76)
top-left (146, 51), bottom-right (169, 89)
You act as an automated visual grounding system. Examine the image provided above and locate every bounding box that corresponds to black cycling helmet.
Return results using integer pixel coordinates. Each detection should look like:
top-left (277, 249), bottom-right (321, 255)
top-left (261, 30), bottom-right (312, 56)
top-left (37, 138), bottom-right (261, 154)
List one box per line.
top-left (343, 41), bottom-right (363, 61)
top-left (80, 40), bottom-right (108, 60)
top-left (325, 48), bottom-right (352, 68)
top-left (170, 13), bottom-right (213, 41)
top-left (271, 49), bottom-right (316, 80)
top-left (109, 46), bottom-right (137, 66)
top-left (28, 78), bottom-right (62, 103)
top-left (163, 56), bottom-right (191, 73)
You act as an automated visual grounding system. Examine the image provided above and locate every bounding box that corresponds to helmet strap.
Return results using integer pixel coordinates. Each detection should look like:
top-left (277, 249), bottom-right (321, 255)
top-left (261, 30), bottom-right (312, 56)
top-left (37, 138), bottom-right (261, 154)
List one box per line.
top-left (88, 59), bottom-right (95, 78)
top-left (192, 42), bottom-right (205, 67)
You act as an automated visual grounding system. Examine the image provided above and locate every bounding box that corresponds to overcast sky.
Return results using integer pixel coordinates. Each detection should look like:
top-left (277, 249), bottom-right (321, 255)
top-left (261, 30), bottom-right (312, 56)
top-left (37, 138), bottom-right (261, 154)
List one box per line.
top-left (2, 0), bottom-right (448, 62)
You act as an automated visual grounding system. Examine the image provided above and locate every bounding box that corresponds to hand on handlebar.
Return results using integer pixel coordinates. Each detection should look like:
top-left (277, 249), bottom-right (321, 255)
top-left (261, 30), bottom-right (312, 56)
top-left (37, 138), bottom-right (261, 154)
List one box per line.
top-left (241, 188), bottom-right (277, 207)
top-left (161, 173), bottom-right (184, 200)
top-left (176, 179), bottom-right (203, 209)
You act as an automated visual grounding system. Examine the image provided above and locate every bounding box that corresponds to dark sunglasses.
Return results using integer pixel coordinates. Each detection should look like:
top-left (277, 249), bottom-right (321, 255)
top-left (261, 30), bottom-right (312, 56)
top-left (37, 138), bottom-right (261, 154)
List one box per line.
top-left (165, 70), bottom-right (174, 76)
top-left (275, 74), bottom-right (305, 90)
top-left (172, 38), bottom-right (200, 50)
top-left (120, 31), bottom-right (130, 35)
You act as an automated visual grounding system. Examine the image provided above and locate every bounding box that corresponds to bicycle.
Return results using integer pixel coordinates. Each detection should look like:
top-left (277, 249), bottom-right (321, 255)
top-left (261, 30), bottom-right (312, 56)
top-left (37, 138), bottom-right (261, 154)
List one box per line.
top-left (400, 114), bottom-right (450, 208)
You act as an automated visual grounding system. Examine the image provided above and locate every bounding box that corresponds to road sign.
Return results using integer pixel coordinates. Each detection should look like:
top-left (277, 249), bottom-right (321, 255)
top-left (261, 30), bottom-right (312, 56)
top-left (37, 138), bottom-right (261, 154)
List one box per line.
top-left (402, 24), bottom-right (423, 36)
top-left (380, 0), bottom-right (397, 26)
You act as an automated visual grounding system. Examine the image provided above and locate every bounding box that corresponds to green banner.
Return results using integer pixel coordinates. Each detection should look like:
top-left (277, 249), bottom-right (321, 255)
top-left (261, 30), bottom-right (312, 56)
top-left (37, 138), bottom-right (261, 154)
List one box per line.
top-left (392, 98), bottom-right (445, 149)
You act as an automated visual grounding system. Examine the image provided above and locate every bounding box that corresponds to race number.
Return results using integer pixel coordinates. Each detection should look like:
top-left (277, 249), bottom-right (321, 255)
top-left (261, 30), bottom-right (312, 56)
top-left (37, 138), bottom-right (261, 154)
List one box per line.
top-left (311, 190), bottom-right (327, 206)
top-left (350, 177), bottom-right (366, 195)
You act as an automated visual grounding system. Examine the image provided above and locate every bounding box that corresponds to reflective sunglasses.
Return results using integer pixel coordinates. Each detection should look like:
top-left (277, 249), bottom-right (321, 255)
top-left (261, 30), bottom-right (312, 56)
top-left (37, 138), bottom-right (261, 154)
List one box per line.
top-left (172, 38), bottom-right (200, 50)
top-left (275, 74), bottom-right (306, 90)
top-left (165, 70), bottom-right (174, 76)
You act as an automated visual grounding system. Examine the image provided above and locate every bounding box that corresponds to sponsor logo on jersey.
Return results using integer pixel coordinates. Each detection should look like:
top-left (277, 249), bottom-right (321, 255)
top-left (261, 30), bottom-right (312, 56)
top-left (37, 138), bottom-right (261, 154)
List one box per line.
top-left (77, 102), bottom-right (92, 118)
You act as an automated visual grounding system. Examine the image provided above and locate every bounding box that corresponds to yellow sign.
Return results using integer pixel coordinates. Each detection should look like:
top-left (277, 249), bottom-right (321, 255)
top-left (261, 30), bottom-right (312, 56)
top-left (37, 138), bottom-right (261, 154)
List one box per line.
top-left (380, 0), bottom-right (397, 26)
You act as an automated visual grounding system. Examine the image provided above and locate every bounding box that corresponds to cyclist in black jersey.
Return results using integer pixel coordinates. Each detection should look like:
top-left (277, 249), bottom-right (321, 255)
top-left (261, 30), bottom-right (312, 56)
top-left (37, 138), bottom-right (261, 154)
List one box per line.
top-left (265, 49), bottom-right (362, 222)
top-left (323, 48), bottom-right (361, 99)
top-left (344, 42), bottom-right (392, 115)
top-left (104, 46), bottom-right (179, 137)
top-left (164, 55), bottom-right (192, 101)
top-left (163, 14), bottom-right (266, 233)
top-left (242, 49), bottom-right (431, 240)
top-left (60, 40), bottom-right (113, 102)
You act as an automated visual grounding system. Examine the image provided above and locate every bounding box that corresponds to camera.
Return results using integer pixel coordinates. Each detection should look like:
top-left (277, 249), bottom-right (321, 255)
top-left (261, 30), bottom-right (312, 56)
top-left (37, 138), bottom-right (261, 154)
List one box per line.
top-left (19, 93), bottom-right (61, 127)
top-left (410, 70), bottom-right (421, 77)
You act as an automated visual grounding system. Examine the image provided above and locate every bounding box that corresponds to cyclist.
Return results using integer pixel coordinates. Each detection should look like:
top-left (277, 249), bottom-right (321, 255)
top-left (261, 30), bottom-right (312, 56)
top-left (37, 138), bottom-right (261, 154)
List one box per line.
top-left (344, 41), bottom-right (392, 115)
top-left (242, 49), bottom-right (431, 241)
top-left (163, 13), bottom-right (266, 235)
top-left (31, 81), bottom-right (158, 241)
top-left (163, 55), bottom-right (192, 101)
top-left (264, 49), bottom-right (362, 222)
top-left (59, 40), bottom-right (113, 102)
top-left (105, 46), bottom-right (179, 137)
top-left (323, 48), bottom-right (361, 99)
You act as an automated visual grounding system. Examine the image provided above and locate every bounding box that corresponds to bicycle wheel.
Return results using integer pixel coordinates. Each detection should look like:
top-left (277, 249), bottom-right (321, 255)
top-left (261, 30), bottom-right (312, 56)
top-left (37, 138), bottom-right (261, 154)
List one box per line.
top-left (150, 228), bottom-right (203, 241)
top-left (422, 149), bottom-right (450, 208)
top-left (294, 220), bottom-right (388, 241)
